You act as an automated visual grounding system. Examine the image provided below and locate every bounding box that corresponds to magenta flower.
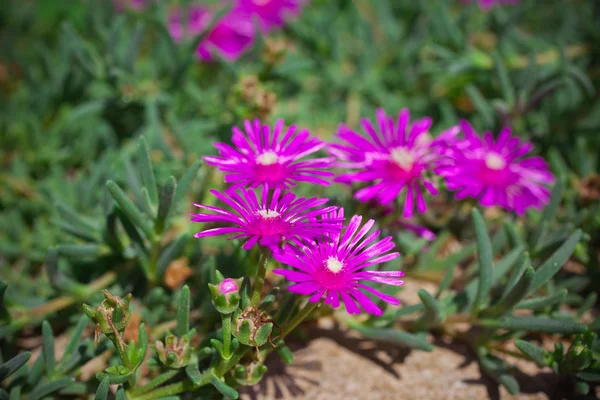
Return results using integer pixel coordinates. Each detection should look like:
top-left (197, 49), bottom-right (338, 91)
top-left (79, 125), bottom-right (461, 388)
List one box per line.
top-left (218, 278), bottom-right (240, 295)
top-left (273, 211), bottom-right (404, 316)
top-left (464, 0), bottom-right (520, 11)
top-left (235, 0), bottom-right (304, 32)
top-left (191, 187), bottom-right (342, 250)
top-left (439, 121), bottom-right (554, 214)
top-left (329, 108), bottom-right (458, 217)
top-left (204, 119), bottom-right (334, 190)
top-left (168, 6), bottom-right (254, 62)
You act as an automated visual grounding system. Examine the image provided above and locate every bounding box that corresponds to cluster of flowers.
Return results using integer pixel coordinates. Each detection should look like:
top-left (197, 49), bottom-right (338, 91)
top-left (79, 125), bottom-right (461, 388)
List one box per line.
top-left (190, 109), bottom-right (553, 316)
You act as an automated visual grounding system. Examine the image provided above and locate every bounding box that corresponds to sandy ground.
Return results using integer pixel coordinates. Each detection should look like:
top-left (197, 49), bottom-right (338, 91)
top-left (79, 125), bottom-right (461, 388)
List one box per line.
top-left (239, 282), bottom-right (598, 400)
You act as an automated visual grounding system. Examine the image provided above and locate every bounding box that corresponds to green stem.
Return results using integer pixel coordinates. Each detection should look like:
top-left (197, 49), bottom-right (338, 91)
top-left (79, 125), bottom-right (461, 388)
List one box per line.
top-left (214, 345), bottom-right (249, 378)
top-left (130, 377), bottom-right (205, 400)
top-left (282, 300), bottom-right (321, 338)
top-left (250, 248), bottom-right (270, 307)
top-left (222, 313), bottom-right (232, 359)
top-left (129, 369), bottom-right (179, 396)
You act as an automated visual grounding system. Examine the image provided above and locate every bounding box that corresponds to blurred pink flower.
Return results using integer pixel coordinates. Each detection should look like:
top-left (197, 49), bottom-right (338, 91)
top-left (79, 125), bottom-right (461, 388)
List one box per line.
top-left (168, 5), bottom-right (255, 62)
top-left (235, 0), bottom-right (305, 32)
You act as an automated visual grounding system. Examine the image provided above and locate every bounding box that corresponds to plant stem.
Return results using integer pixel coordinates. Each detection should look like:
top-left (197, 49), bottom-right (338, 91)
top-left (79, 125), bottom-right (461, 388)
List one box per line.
top-left (250, 248), bottom-right (270, 307)
top-left (282, 300), bottom-right (321, 338)
top-left (130, 379), bottom-right (198, 400)
top-left (222, 313), bottom-right (232, 359)
top-left (130, 370), bottom-right (180, 397)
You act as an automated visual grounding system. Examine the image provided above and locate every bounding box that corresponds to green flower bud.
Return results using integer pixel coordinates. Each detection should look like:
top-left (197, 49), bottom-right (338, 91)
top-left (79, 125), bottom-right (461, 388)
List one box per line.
top-left (208, 276), bottom-right (243, 314)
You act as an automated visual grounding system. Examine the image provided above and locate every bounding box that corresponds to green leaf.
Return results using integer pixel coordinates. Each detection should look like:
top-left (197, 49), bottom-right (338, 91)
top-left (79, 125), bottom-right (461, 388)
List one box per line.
top-left (503, 220), bottom-right (522, 248)
top-left (435, 265), bottom-right (455, 299)
top-left (499, 252), bottom-right (530, 302)
top-left (466, 85), bottom-right (494, 127)
top-left (575, 369), bottom-right (600, 383)
top-left (478, 352), bottom-right (520, 395)
top-left (211, 375), bottom-right (239, 399)
top-left (170, 161), bottom-right (202, 217)
top-left (0, 281), bottom-right (8, 320)
top-left (116, 387), bottom-right (126, 400)
top-left (515, 340), bottom-right (548, 368)
top-left (516, 289), bottom-right (567, 311)
top-left (348, 323), bottom-right (434, 352)
top-left (0, 352), bottom-right (31, 381)
top-left (28, 377), bottom-right (73, 400)
top-left (106, 180), bottom-right (155, 240)
top-left (42, 321), bottom-right (56, 374)
top-left (574, 380), bottom-right (590, 395)
top-left (156, 176), bottom-right (177, 233)
top-left (531, 181), bottom-right (564, 250)
top-left (482, 267), bottom-right (535, 318)
top-left (275, 340), bottom-right (294, 364)
top-left (479, 316), bottom-right (588, 334)
top-left (417, 289), bottom-right (442, 326)
top-left (185, 362), bottom-right (203, 386)
top-left (62, 316), bottom-right (88, 361)
top-left (493, 51), bottom-right (515, 106)
top-left (175, 285), bottom-right (190, 337)
top-left (472, 209), bottom-right (494, 313)
top-left (529, 230), bottom-right (582, 295)
top-left (577, 293), bottom-right (597, 317)
top-left (94, 377), bottom-right (110, 400)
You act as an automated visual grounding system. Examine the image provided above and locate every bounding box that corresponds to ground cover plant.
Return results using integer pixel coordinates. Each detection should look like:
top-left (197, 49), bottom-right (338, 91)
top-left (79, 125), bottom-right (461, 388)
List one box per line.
top-left (1, 0), bottom-right (599, 398)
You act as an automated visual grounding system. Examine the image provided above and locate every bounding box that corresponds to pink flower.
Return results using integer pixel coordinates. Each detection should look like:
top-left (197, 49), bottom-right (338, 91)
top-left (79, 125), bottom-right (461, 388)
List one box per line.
top-left (191, 187), bottom-right (342, 250)
top-left (273, 210), bottom-right (404, 316)
top-left (234, 0), bottom-right (305, 32)
top-left (329, 108), bottom-right (459, 217)
top-left (168, 6), bottom-right (254, 62)
top-left (439, 121), bottom-right (554, 214)
top-left (218, 278), bottom-right (240, 294)
top-left (204, 119), bottom-right (334, 190)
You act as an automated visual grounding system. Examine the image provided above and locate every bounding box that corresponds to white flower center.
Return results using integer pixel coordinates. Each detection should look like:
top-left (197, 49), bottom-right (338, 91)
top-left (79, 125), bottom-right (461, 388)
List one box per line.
top-left (257, 209), bottom-right (280, 219)
top-left (325, 257), bottom-right (344, 274)
top-left (485, 152), bottom-right (507, 170)
top-left (415, 132), bottom-right (433, 147)
top-left (390, 147), bottom-right (415, 170)
top-left (256, 150), bottom-right (279, 166)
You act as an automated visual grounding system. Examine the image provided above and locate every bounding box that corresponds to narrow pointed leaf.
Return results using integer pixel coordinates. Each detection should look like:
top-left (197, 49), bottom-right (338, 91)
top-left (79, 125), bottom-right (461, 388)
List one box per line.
top-left (42, 321), bottom-right (56, 374)
top-left (479, 316), bottom-right (588, 334)
top-left (472, 209), bottom-right (493, 313)
top-left (529, 230), bottom-right (582, 295)
top-left (211, 376), bottom-right (239, 399)
top-left (176, 285), bottom-right (190, 336)
top-left (348, 323), bottom-right (434, 351)
top-left (516, 289), bottom-right (567, 311)
top-left (0, 352), bottom-right (31, 381)
top-left (156, 176), bottom-right (177, 233)
top-left (106, 180), bottom-right (155, 240)
top-left (515, 340), bottom-right (548, 368)
top-left (94, 377), bottom-right (110, 400)
top-left (28, 377), bottom-right (73, 400)
top-left (483, 267), bottom-right (535, 318)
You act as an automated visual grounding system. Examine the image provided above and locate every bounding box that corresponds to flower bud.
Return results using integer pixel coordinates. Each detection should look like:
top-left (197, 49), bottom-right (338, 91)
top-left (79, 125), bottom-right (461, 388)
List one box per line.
top-left (208, 274), bottom-right (243, 314)
top-left (155, 334), bottom-right (192, 368)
